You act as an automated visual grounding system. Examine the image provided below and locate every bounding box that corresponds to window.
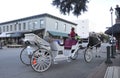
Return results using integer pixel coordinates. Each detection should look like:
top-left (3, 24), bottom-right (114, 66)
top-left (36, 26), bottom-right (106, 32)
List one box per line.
top-left (64, 24), bottom-right (66, 31)
top-left (0, 27), bottom-right (1, 33)
top-left (82, 26), bottom-right (84, 28)
top-left (3, 26), bottom-right (5, 32)
top-left (28, 22), bottom-right (32, 30)
top-left (82, 20), bottom-right (84, 23)
top-left (33, 21), bottom-right (37, 29)
top-left (6, 25), bottom-right (9, 32)
top-left (23, 23), bottom-right (26, 30)
top-left (55, 22), bottom-right (58, 30)
top-left (40, 19), bottom-right (44, 28)
top-left (10, 25), bottom-right (12, 31)
top-left (14, 24), bottom-right (17, 31)
top-left (18, 23), bottom-right (21, 31)
top-left (71, 26), bottom-right (73, 29)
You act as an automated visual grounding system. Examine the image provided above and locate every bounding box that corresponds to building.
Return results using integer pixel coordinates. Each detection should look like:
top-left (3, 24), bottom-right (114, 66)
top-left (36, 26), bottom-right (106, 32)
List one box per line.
top-left (105, 5), bottom-right (120, 50)
top-left (74, 19), bottom-right (89, 39)
top-left (0, 13), bottom-right (77, 44)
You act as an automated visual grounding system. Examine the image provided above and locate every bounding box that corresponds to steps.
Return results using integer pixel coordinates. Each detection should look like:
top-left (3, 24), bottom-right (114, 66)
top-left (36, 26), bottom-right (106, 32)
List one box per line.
top-left (104, 66), bottom-right (120, 78)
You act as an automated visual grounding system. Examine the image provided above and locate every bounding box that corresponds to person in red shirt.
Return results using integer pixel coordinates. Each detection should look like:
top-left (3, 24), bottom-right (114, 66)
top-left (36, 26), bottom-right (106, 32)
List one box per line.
top-left (70, 27), bottom-right (76, 39)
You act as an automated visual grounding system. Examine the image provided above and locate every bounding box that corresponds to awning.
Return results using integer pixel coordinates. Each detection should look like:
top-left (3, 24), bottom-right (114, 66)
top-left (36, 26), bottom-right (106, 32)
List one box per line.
top-left (105, 24), bottom-right (120, 35)
top-left (0, 32), bottom-right (10, 38)
top-left (25, 28), bottom-right (45, 34)
top-left (9, 32), bottom-right (23, 37)
top-left (48, 31), bottom-right (68, 37)
top-left (0, 32), bottom-right (23, 38)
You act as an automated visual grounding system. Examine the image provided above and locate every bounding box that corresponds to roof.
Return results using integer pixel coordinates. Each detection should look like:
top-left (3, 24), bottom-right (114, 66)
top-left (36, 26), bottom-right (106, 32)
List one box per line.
top-left (0, 13), bottom-right (77, 26)
top-left (105, 23), bottom-right (120, 35)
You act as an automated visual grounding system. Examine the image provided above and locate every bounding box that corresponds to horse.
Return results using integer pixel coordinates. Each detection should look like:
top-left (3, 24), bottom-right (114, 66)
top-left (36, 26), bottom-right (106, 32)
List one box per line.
top-left (87, 33), bottom-right (102, 58)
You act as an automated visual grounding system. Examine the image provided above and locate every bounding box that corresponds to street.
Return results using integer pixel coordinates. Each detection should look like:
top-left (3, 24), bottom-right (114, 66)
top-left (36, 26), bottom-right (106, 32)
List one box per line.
top-left (0, 43), bottom-right (108, 78)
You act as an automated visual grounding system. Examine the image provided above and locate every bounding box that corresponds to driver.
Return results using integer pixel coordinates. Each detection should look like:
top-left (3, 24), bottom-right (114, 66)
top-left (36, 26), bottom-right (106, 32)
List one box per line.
top-left (70, 27), bottom-right (76, 39)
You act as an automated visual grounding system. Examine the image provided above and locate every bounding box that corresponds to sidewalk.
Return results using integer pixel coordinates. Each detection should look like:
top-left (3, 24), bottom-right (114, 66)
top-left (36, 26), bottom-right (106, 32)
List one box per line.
top-left (87, 53), bottom-right (120, 78)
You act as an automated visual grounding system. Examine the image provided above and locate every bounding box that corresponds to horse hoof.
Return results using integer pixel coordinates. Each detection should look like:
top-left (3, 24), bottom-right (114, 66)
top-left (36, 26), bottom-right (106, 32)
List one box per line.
top-left (98, 56), bottom-right (101, 58)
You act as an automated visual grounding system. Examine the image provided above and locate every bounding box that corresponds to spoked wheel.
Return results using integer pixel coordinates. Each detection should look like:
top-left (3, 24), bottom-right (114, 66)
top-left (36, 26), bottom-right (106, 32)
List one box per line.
top-left (84, 47), bottom-right (93, 63)
top-left (70, 49), bottom-right (79, 60)
top-left (20, 47), bottom-right (31, 66)
top-left (30, 48), bottom-right (52, 72)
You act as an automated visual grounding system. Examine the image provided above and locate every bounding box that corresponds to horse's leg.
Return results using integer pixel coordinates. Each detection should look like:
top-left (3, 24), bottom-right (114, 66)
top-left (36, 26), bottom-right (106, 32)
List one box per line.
top-left (95, 47), bottom-right (98, 57)
top-left (95, 46), bottom-right (101, 58)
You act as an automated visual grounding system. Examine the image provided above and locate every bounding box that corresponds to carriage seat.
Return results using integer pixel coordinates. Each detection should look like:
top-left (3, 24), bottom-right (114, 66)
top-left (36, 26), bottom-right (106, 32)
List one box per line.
top-left (50, 40), bottom-right (64, 51)
top-left (64, 39), bottom-right (77, 49)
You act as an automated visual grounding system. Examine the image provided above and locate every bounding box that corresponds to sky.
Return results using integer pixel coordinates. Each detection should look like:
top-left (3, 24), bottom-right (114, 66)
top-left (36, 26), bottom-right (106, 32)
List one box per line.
top-left (0, 0), bottom-right (119, 33)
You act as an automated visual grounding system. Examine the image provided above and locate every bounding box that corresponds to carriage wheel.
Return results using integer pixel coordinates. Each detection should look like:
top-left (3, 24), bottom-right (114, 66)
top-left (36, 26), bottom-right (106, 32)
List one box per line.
top-left (20, 47), bottom-right (31, 66)
top-left (84, 48), bottom-right (93, 63)
top-left (30, 48), bottom-right (52, 72)
top-left (70, 49), bottom-right (79, 60)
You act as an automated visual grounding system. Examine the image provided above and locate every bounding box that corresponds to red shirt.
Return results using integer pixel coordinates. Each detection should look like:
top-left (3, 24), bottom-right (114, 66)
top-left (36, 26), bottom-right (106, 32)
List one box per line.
top-left (70, 31), bottom-right (76, 37)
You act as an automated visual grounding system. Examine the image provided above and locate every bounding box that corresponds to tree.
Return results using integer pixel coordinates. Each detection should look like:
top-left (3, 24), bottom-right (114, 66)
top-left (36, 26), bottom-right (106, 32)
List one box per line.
top-left (52, 0), bottom-right (89, 17)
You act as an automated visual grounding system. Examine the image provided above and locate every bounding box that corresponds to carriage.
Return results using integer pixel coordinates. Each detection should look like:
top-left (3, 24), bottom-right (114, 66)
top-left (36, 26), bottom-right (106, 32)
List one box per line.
top-left (20, 33), bottom-right (93, 72)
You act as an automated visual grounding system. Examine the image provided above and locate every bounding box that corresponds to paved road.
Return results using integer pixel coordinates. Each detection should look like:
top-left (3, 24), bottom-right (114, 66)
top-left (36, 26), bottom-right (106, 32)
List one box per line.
top-left (0, 43), bottom-right (108, 78)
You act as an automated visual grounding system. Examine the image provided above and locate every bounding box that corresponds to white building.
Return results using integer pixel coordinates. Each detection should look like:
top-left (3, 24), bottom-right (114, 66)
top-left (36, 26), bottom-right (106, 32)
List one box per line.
top-left (74, 19), bottom-right (89, 39)
top-left (0, 13), bottom-right (77, 44)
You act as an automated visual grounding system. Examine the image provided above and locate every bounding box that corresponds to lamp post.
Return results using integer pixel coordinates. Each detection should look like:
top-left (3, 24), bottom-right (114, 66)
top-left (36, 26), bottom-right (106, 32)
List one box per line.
top-left (110, 7), bottom-right (113, 37)
top-left (110, 7), bottom-right (115, 58)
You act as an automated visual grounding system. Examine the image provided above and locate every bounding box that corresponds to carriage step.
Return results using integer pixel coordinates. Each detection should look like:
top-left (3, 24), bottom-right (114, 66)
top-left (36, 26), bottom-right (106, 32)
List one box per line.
top-left (54, 55), bottom-right (68, 62)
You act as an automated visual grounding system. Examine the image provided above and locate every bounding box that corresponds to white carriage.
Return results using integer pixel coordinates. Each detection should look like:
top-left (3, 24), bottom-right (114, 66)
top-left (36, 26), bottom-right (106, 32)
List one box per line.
top-left (20, 33), bottom-right (93, 72)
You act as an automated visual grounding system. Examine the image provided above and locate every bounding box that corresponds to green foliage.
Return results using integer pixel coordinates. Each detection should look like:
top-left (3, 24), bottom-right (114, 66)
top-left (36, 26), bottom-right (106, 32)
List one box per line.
top-left (52, 0), bottom-right (89, 17)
